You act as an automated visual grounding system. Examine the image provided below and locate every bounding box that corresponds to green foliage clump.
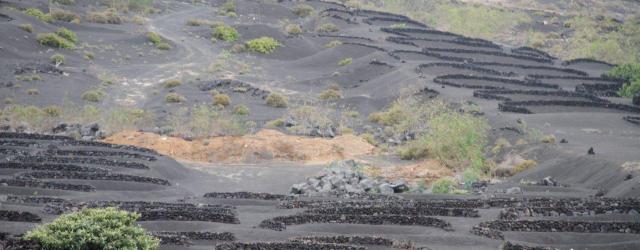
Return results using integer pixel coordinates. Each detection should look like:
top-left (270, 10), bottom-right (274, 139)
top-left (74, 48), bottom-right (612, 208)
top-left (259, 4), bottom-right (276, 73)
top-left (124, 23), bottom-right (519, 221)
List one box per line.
top-left (42, 106), bottom-right (62, 117)
top-left (156, 43), bottom-right (171, 50)
top-left (361, 133), bottom-right (376, 145)
top-left (608, 64), bottom-right (640, 98)
top-left (284, 23), bottom-right (302, 37)
top-left (50, 9), bottom-right (79, 22)
top-left (86, 9), bottom-right (123, 24)
top-left (324, 40), bottom-right (342, 48)
top-left (213, 93), bottom-right (231, 107)
top-left (245, 37), bottom-right (280, 54)
top-left (36, 33), bottom-right (74, 49)
top-left (233, 104), bottom-right (250, 115)
top-left (169, 104), bottom-right (253, 137)
top-left (212, 25), bottom-right (240, 42)
top-left (338, 57), bottom-right (352, 66)
top-left (18, 23), bottom-right (33, 33)
top-left (52, 0), bottom-right (75, 4)
top-left (25, 8), bottom-right (53, 23)
top-left (55, 27), bottom-right (78, 44)
top-left (292, 4), bottom-right (314, 17)
top-left (163, 79), bottom-right (181, 88)
top-left (317, 23), bottom-right (339, 33)
top-left (50, 54), bottom-right (65, 65)
top-left (165, 93), bottom-right (184, 103)
top-left (220, 0), bottom-right (236, 15)
top-left (26, 88), bottom-right (40, 95)
top-left (24, 207), bottom-right (160, 250)
top-left (265, 93), bottom-right (287, 108)
top-left (147, 31), bottom-right (163, 45)
top-left (265, 118), bottom-right (284, 128)
top-left (318, 89), bottom-right (341, 100)
top-left (514, 159), bottom-right (537, 174)
top-left (82, 90), bottom-right (105, 102)
top-left (431, 177), bottom-right (456, 194)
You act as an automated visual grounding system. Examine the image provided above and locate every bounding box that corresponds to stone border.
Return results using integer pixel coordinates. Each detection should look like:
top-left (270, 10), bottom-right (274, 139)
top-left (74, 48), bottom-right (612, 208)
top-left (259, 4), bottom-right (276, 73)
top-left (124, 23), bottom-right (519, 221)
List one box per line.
top-left (319, 8), bottom-right (353, 16)
top-left (433, 74), bottom-right (559, 90)
top-left (151, 231), bottom-right (235, 245)
top-left (476, 220), bottom-right (640, 234)
top-left (11, 156), bottom-right (149, 170)
top-left (47, 149), bottom-right (157, 161)
top-left (215, 242), bottom-right (365, 250)
top-left (511, 47), bottom-right (556, 60)
top-left (525, 75), bottom-right (625, 84)
top-left (470, 62), bottom-right (588, 76)
top-left (499, 100), bottom-right (640, 114)
top-left (473, 89), bottom-right (607, 103)
top-left (417, 62), bottom-right (513, 76)
top-left (422, 47), bottom-right (553, 64)
top-left (0, 210), bottom-right (41, 222)
top-left (624, 116), bottom-right (640, 126)
top-left (318, 34), bottom-right (373, 42)
top-left (381, 27), bottom-right (462, 40)
top-left (0, 162), bottom-right (108, 173)
top-left (5, 195), bottom-right (68, 204)
top-left (289, 235), bottom-right (414, 249)
top-left (0, 178), bottom-right (95, 192)
top-left (390, 50), bottom-right (468, 62)
top-left (575, 83), bottom-right (624, 97)
top-left (204, 192), bottom-right (287, 200)
top-left (562, 58), bottom-right (616, 67)
top-left (342, 42), bottom-right (387, 51)
top-left (305, 206), bottom-right (479, 217)
top-left (259, 213), bottom-right (452, 231)
top-left (363, 17), bottom-right (428, 29)
top-left (388, 36), bottom-right (502, 50)
top-left (502, 241), bottom-right (558, 250)
top-left (16, 171), bottom-right (171, 186)
top-left (199, 79), bottom-right (271, 99)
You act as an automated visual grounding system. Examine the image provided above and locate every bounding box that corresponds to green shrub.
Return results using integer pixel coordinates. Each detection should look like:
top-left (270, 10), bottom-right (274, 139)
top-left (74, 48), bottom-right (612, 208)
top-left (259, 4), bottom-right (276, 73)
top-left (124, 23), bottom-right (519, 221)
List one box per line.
top-left (431, 177), bottom-right (456, 194)
top-left (233, 104), bottom-right (249, 115)
top-left (25, 8), bottom-right (53, 23)
top-left (324, 40), bottom-right (342, 48)
top-left (265, 118), bottom-right (284, 128)
top-left (26, 88), bottom-right (40, 95)
top-left (186, 18), bottom-right (211, 26)
top-left (212, 24), bottom-right (240, 42)
top-left (292, 4), bottom-right (314, 17)
top-left (338, 57), bottom-right (352, 66)
top-left (213, 93), bottom-right (231, 106)
top-left (608, 64), bottom-right (640, 98)
top-left (265, 93), bottom-right (287, 108)
top-left (246, 37), bottom-right (280, 54)
top-left (514, 159), bottom-right (537, 174)
top-left (86, 9), bottom-right (123, 24)
top-left (36, 33), bottom-right (74, 49)
top-left (147, 31), bottom-right (163, 45)
top-left (55, 27), bottom-right (78, 44)
top-left (165, 93), bottom-right (184, 103)
top-left (541, 134), bottom-right (556, 143)
top-left (163, 79), bottom-right (181, 88)
top-left (491, 137), bottom-right (511, 154)
top-left (156, 42), bottom-right (171, 50)
top-left (82, 90), bottom-right (105, 102)
top-left (84, 51), bottom-right (95, 60)
top-left (24, 207), bottom-right (159, 250)
top-left (361, 133), bottom-right (376, 145)
top-left (317, 23), bottom-right (339, 33)
top-left (318, 89), bottom-right (341, 100)
top-left (52, 0), bottom-right (75, 4)
top-left (50, 54), bottom-right (65, 65)
top-left (221, 0), bottom-right (236, 14)
top-left (284, 23), bottom-right (302, 37)
top-left (50, 9), bottom-right (79, 22)
top-left (18, 23), bottom-right (33, 33)
top-left (42, 106), bottom-right (62, 117)
top-left (461, 168), bottom-right (480, 189)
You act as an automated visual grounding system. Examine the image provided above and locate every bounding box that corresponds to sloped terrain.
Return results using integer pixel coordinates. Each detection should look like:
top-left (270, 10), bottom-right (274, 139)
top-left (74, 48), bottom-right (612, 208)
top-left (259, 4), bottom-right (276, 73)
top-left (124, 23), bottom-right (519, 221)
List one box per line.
top-left (0, 0), bottom-right (639, 249)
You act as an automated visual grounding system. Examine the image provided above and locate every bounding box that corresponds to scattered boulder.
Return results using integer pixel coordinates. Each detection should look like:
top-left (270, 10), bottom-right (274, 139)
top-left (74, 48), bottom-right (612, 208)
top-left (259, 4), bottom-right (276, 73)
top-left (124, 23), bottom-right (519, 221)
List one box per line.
top-left (542, 176), bottom-right (557, 186)
top-left (587, 147), bottom-right (595, 155)
top-left (560, 139), bottom-right (568, 143)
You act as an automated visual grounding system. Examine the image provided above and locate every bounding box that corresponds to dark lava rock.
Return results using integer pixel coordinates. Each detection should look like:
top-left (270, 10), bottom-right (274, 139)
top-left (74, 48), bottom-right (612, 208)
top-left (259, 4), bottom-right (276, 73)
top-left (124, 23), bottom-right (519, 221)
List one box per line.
top-left (560, 138), bottom-right (568, 143)
top-left (588, 147), bottom-right (595, 155)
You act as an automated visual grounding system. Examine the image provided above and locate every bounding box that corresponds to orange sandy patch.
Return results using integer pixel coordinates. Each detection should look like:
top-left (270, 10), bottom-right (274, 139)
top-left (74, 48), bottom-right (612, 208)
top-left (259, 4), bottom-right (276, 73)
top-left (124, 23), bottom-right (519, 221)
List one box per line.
top-left (381, 159), bottom-right (454, 185)
top-left (103, 129), bottom-right (375, 165)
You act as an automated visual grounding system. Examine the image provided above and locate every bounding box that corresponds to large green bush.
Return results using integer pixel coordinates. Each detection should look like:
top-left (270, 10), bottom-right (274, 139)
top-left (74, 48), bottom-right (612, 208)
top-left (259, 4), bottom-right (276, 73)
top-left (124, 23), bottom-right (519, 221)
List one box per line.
top-left (607, 64), bottom-right (640, 98)
top-left (24, 207), bottom-right (159, 250)
top-left (212, 25), bottom-right (240, 42)
top-left (245, 37), bottom-right (280, 54)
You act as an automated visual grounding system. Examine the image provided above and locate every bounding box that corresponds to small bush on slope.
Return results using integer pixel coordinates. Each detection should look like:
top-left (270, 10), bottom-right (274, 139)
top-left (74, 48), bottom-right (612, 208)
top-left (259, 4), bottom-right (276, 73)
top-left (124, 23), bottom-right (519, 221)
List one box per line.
top-left (25, 8), bottom-right (53, 23)
top-left (37, 33), bottom-right (74, 49)
top-left (55, 27), bottom-right (78, 44)
top-left (338, 57), bottom-right (352, 66)
top-left (213, 93), bottom-right (231, 107)
top-left (212, 25), bottom-right (240, 42)
top-left (265, 93), bottom-right (287, 108)
top-left (245, 37), bottom-right (280, 54)
top-left (50, 9), bottom-right (79, 22)
top-left (607, 64), bottom-right (640, 98)
top-left (163, 79), bottom-right (182, 88)
top-left (292, 4), bottom-right (314, 17)
top-left (86, 8), bottom-right (123, 24)
top-left (18, 23), bottom-right (33, 33)
top-left (317, 23), bottom-right (339, 33)
top-left (82, 90), bottom-right (105, 102)
top-left (50, 54), bottom-right (65, 65)
top-left (165, 93), bottom-right (185, 103)
top-left (24, 207), bottom-right (159, 250)
top-left (431, 177), bottom-right (456, 194)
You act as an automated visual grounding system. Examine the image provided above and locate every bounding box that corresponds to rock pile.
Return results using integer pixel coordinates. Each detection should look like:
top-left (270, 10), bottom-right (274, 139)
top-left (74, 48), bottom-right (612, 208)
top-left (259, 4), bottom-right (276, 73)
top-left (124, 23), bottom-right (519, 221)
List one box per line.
top-left (289, 160), bottom-right (409, 196)
top-left (52, 122), bottom-right (105, 141)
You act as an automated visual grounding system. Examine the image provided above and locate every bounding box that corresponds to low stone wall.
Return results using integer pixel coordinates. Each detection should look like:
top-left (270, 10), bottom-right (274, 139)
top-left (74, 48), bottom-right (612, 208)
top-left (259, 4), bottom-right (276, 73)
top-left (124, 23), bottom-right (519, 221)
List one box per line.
top-left (423, 47), bottom-right (553, 64)
top-left (259, 213), bottom-right (451, 231)
top-left (0, 178), bottom-right (95, 192)
top-left (318, 34), bottom-right (373, 42)
top-left (11, 156), bottom-right (149, 169)
top-left (0, 210), bottom-right (41, 222)
top-left (499, 100), bottom-right (640, 114)
top-left (152, 231), bottom-right (235, 245)
top-left (512, 47), bottom-right (556, 60)
top-left (434, 74), bottom-right (559, 90)
top-left (502, 241), bottom-right (558, 250)
top-left (48, 149), bottom-right (157, 161)
top-left (473, 89), bottom-right (607, 103)
top-left (199, 79), bottom-right (270, 99)
top-left (305, 206), bottom-right (479, 217)
top-left (562, 58), bottom-right (616, 67)
top-left (477, 220), bottom-right (640, 234)
top-left (624, 116), bottom-right (640, 126)
top-left (363, 17), bottom-right (427, 28)
top-left (6, 195), bottom-right (68, 204)
top-left (319, 8), bottom-right (353, 16)
top-left (390, 50), bottom-right (468, 62)
top-left (215, 242), bottom-right (365, 250)
top-left (525, 75), bottom-right (625, 84)
top-left (576, 83), bottom-right (624, 97)
top-left (203, 192), bottom-right (287, 200)
top-left (0, 132), bottom-right (71, 141)
top-left (417, 62), bottom-right (512, 76)
top-left (289, 235), bottom-right (414, 249)
top-left (342, 42), bottom-right (387, 51)
top-left (471, 62), bottom-right (588, 76)
top-left (16, 171), bottom-right (171, 186)
top-left (0, 162), bottom-right (108, 173)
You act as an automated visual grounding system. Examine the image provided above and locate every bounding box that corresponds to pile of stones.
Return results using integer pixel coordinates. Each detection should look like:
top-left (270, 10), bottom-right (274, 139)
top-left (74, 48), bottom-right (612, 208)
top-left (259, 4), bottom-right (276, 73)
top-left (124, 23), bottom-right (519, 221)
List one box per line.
top-left (289, 160), bottom-right (409, 196)
top-left (51, 122), bottom-right (105, 141)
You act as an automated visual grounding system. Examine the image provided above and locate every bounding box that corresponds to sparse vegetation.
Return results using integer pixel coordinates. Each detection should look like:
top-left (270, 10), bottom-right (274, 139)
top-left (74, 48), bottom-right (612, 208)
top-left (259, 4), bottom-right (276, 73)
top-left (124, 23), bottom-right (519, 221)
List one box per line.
top-left (18, 23), bottom-right (33, 33)
top-left (212, 24), bottom-right (240, 42)
top-left (284, 23), bottom-right (302, 37)
top-left (156, 42), bottom-right (171, 50)
top-left (608, 64), bottom-right (640, 98)
top-left (265, 93), bottom-right (288, 108)
top-left (82, 90), bottom-right (106, 102)
top-left (213, 93), bottom-right (231, 107)
top-left (338, 57), bottom-right (352, 66)
top-left (317, 23), bottom-right (339, 33)
top-left (324, 40), bottom-right (342, 48)
top-left (245, 37), bottom-right (280, 54)
top-left (186, 18), bottom-right (211, 26)
top-left (318, 89), bottom-right (342, 100)
top-left (541, 135), bottom-right (556, 144)
top-left (233, 104), bottom-right (250, 115)
top-left (50, 54), bottom-right (65, 65)
top-left (25, 8), bottom-right (53, 23)
top-left (514, 159), bottom-right (537, 174)
top-left (169, 104), bottom-right (253, 137)
top-left (55, 27), bottom-right (78, 44)
top-left (165, 93), bottom-right (185, 103)
top-left (50, 9), bottom-right (80, 22)
top-left (26, 88), bottom-right (40, 95)
top-left (86, 8), bottom-right (123, 24)
top-left (163, 79), bottom-right (182, 88)
top-left (220, 0), bottom-right (236, 15)
top-left (147, 32), bottom-right (171, 50)
top-left (36, 33), bottom-right (75, 49)
top-left (292, 4), bottom-right (314, 17)
top-left (491, 137), bottom-right (511, 154)
top-left (24, 207), bottom-right (159, 250)
top-left (431, 177), bottom-right (456, 194)
top-left (52, 0), bottom-right (75, 4)
top-left (265, 118), bottom-right (285, 128)
top-left (84, 51), bottom-right (95, 60)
